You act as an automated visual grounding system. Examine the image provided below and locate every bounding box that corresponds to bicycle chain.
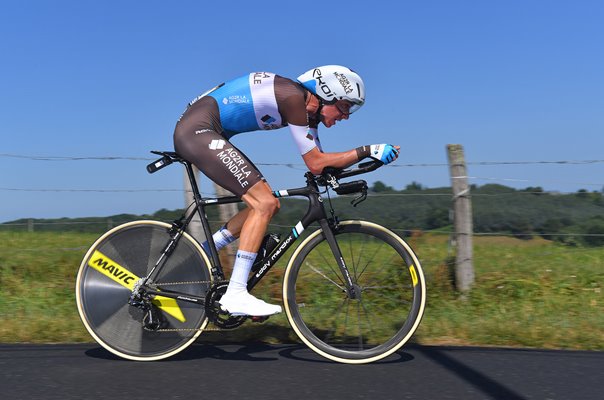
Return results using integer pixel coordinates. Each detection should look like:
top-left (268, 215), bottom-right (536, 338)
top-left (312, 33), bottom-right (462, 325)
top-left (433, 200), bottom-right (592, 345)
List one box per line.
top-left (150, 279), bottom-right (218, 286)
top-left (147, 279), bottom-right (239, 332)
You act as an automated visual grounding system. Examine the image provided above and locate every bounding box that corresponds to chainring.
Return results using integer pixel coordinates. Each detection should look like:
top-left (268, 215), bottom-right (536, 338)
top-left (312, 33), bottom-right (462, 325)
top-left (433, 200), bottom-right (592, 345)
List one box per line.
top-left (204, 282), bottom-right (247, 329)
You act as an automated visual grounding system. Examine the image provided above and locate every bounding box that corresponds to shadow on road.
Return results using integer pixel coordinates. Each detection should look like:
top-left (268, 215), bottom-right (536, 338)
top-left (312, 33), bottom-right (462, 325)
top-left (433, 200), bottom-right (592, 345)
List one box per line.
top-left (84, 342), bottom-right (416, 364)
top-left (85, 342), bottom-right (281, 362)
top-left (278, 344), bottom-right (415, 364)
top-left (416, 346), bottom-right (528, 400)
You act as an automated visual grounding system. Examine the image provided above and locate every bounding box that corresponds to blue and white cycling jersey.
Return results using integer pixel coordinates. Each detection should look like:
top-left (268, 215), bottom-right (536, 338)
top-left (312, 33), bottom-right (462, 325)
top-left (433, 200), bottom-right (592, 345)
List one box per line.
top-left (206, 72), bottom-right (285, 138)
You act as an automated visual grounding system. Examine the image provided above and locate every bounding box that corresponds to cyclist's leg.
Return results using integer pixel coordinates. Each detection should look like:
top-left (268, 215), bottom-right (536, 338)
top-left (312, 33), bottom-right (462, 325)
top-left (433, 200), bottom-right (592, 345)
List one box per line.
top-left (174, 112), bottom-right (259, 248)
top-left (219, 181), bottom-right (282, 316)
top-left (174, 126), bottom-right (281, 316)
top-left (239, 181), bottom-right (280, 252)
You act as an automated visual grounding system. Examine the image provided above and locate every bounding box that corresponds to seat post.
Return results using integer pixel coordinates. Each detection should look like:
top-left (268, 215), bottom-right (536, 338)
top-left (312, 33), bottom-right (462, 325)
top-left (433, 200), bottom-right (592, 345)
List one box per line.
top-left (184, 161), bottom-right (203, 203)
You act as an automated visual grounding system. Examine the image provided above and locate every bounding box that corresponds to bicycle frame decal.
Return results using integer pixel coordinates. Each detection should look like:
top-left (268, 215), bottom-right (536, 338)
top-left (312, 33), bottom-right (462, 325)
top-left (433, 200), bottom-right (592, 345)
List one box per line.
top-left (88, 250), bottom-right (186, 322)
top-left (292, 221), bottom-right (304, 238)
top-left (253, 232), bottom-right (295, 280)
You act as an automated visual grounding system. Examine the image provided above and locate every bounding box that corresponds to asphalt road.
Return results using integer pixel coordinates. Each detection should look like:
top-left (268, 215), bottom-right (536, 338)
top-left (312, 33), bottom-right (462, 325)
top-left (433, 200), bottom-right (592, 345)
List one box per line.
top-left (0, 343), bottom-right (601, 400)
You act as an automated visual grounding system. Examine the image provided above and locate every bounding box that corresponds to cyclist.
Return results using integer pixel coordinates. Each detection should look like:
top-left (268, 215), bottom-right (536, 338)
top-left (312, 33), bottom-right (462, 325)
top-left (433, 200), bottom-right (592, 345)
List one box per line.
top-left (173, 65), bottom-right (400, 316)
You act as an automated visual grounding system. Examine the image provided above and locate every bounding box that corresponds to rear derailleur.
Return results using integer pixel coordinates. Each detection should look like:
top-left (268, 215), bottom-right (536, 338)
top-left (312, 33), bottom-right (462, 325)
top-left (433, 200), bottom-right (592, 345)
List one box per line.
top-left (128, 279), bottom-right (165, 332)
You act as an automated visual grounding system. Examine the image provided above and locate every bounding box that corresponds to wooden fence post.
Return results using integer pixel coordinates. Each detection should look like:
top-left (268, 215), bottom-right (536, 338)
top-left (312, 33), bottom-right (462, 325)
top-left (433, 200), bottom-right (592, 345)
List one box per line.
top-left (447, 144), bottom-right (474, 292)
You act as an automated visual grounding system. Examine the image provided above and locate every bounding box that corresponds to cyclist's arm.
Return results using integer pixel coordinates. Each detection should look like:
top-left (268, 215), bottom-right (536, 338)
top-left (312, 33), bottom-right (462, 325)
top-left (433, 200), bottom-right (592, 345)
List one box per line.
top-left (303, 144), bottom-right (401, 175)
top-left (288, 124), bottom-right (321, 156)
top-left (302, 146), bottom-right (362, 175)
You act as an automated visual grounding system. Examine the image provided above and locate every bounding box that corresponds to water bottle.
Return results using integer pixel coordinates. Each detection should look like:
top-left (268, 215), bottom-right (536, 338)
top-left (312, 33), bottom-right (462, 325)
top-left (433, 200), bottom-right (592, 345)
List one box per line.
top-left (251, 233), bottom-right (280, 273)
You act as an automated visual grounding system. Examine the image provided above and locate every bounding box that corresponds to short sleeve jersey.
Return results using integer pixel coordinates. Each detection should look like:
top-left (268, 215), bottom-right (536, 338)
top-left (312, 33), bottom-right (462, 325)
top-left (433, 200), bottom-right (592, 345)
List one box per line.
top-left (184, 72), bottom-right (321, 155)
top-left (206, 72), bottom-right (285, 137)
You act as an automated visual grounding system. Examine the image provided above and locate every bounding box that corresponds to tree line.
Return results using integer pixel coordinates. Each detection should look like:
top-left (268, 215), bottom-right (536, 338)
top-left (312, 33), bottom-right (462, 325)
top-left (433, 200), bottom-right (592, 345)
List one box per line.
top-left (3, 182), bottom-right (604, 246)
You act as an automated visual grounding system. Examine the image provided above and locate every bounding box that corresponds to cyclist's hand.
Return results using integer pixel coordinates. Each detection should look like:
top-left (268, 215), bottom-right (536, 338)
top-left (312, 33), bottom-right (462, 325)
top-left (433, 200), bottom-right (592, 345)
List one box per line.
top-left (369, 144), bottom-right (400, 165)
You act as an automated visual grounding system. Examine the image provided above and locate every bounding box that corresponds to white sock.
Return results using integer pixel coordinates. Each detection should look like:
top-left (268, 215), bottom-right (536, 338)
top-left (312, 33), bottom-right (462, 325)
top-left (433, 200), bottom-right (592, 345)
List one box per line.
top-left (226, 250), bottom-right (257, 295)
top-left (202, 226), bottom-right (236, 254)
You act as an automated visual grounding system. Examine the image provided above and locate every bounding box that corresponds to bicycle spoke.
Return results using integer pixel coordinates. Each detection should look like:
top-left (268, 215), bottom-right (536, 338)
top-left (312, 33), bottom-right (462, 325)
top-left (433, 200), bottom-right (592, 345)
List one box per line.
top-left (316, 243), bottom-right (347, 287)
top-left (346, 232), bottom-right (364, 281)
top-left (323, 296), bottom-right (350, 345)
top-left (356, 300), bottom-right (364, 350)
top-left (359, 298), bottom-right (376, 337)
top-left (305, 261), bottom-right (346, 291)
top-left (356, 238), bottom-right (390, 281)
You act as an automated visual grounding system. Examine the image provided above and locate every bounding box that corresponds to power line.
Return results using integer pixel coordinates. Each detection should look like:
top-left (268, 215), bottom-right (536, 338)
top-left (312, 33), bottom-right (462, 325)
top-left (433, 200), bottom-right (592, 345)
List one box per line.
top-left (1, 186), bottom-right (599, 195)
top-left (466, 176), bottom-right (604, 187)
top-left (3, 153), bottom-right (604, 167)
top-left (0, 153), bottom-right (152, 161)
top-left (0, 187), bottom-right (183, 193)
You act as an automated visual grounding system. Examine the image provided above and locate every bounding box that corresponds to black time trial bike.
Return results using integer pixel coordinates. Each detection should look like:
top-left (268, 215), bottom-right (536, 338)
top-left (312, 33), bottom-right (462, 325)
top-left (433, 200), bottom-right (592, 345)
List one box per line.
top-left (75, 151), bottom-right (426, 364)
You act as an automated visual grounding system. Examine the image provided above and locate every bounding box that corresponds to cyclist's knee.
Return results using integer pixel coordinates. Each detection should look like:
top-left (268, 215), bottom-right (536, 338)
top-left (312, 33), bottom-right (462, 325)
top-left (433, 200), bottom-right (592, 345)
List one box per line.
top-left (273, 198), bottom-right (281, 215)
top-left (243, 182), bottom-right (280, 218)
top-left (255, 196), bottom-right (279, 218)
top-left (269, 197), bottom-right (280, 217)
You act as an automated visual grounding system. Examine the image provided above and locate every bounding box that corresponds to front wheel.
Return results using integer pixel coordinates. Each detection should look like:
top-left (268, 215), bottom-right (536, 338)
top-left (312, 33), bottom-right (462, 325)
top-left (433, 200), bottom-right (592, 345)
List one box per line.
top-left (283, 220), bottom-right (426, 364)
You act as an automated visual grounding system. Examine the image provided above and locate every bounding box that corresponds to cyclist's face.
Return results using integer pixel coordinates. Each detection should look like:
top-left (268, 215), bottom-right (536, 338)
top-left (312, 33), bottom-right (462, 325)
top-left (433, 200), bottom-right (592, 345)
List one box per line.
top-left (320, 100), bottom-right (352, 128)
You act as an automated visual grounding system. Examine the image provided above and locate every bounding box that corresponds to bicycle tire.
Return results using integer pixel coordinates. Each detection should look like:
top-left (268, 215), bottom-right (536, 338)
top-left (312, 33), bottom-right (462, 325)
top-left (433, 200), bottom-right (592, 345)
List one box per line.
top-left (75, 220), bottom-right (212, 361)
top-left (283, 220), bottom-right (426, 364)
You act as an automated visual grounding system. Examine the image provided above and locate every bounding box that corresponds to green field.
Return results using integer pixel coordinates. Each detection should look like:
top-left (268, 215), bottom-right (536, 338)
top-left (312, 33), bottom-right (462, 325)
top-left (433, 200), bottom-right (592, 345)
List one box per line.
top-left (0, 231), bottom-right (602, 350)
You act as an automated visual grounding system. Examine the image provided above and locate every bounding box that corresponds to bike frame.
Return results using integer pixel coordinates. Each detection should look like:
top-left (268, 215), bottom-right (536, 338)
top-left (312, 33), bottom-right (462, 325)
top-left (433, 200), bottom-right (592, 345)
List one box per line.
top-left (142, 156), bottom-right (359, 305)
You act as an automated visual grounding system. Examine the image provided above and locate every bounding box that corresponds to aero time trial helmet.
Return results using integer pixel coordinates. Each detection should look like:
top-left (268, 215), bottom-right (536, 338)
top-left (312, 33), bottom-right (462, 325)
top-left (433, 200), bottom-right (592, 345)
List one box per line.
top-left (297, 65), bottom-right (365, 113)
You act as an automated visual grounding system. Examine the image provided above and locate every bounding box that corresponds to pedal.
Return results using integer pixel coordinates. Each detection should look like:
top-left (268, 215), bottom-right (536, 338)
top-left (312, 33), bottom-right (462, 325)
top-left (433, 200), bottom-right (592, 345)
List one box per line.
top-left (251, 316), bottom-right (269, 323)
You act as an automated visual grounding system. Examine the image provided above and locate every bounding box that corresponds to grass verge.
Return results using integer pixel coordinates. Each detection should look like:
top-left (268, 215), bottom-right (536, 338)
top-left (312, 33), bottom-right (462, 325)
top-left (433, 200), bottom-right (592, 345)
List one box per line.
top-left (0, 231), bottom-right (602, 350)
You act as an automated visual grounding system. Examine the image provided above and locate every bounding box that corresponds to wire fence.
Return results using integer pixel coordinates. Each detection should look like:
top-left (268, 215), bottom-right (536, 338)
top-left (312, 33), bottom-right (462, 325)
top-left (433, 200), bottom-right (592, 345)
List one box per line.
top-left (2, 153), bottom-right (604, 193)
top-left (1, 152), bottom-right (604, 253)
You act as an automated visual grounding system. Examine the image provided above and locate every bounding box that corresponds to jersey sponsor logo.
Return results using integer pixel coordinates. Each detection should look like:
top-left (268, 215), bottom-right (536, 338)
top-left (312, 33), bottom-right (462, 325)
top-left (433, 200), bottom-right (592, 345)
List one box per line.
top-left (260, 114), bottom-right (280, 130)
top-left (261, 114), bottom-right (276, 124)
top-left (216, 147), bottom-right (252, 189)
top-left (252, 72), bottom-right (271, 84)
top-left (222, 95), bottom-right (250, 105)
top-left (209, 139), bottom-right (226, 150)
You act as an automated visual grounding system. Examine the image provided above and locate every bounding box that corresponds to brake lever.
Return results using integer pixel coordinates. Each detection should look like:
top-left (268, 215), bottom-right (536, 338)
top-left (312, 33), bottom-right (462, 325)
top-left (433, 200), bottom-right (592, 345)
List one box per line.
top-left (351, 191), bottom-right (367, 207)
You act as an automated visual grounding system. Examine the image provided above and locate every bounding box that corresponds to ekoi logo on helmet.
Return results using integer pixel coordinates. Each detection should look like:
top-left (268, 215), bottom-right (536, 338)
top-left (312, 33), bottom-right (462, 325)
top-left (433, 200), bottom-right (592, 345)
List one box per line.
top-left (297, 65), bottom-right (365, 113)
top-left (311, 68), bottom-right (336, 100)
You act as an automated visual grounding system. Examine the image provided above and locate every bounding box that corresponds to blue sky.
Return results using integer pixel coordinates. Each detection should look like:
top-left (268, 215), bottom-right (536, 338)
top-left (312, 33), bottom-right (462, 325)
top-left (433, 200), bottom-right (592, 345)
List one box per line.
top-left (1, 0), bottom-right (603, 222)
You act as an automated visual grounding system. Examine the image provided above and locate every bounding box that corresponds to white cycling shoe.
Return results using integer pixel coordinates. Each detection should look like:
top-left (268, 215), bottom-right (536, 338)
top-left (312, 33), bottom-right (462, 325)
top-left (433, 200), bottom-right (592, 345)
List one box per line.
top-left (219, 291), bottom-right (282, 316)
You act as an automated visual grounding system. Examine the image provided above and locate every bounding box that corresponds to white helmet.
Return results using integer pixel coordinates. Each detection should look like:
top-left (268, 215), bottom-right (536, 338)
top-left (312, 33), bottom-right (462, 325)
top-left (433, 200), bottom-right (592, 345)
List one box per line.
top-left (297, 65), bottom-right (365, 113)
